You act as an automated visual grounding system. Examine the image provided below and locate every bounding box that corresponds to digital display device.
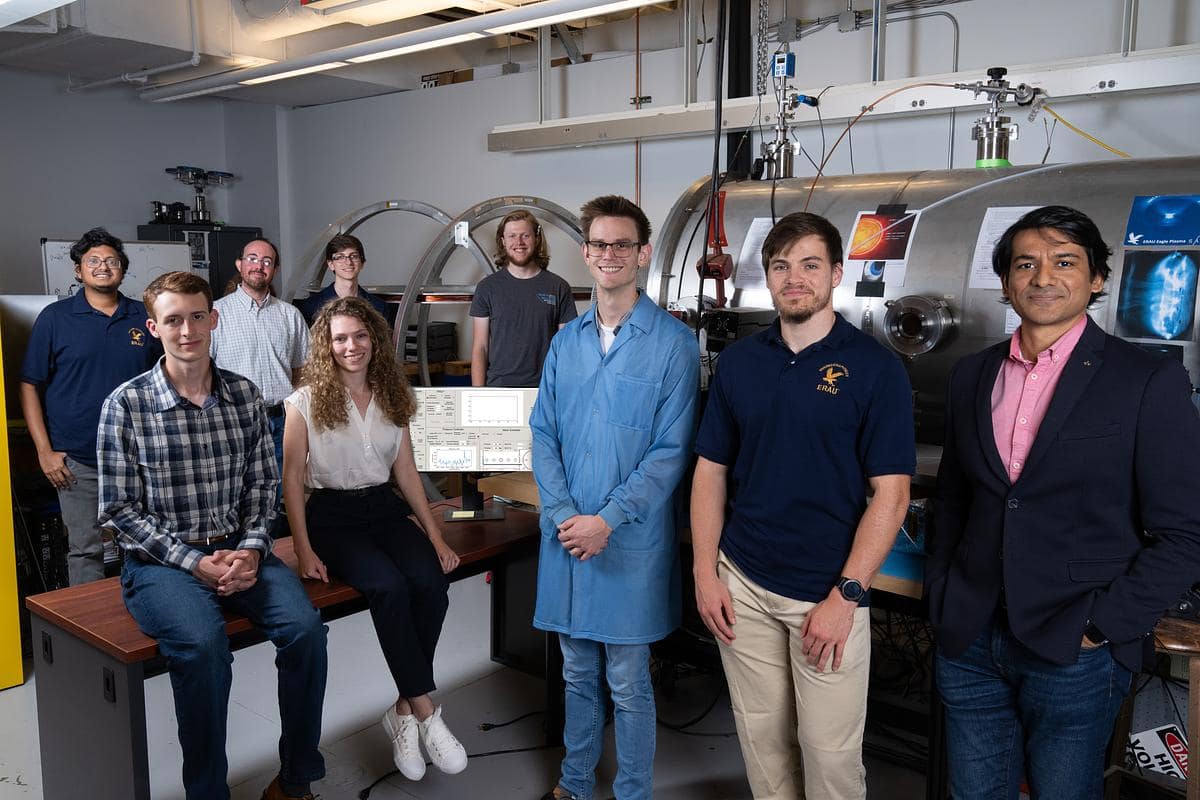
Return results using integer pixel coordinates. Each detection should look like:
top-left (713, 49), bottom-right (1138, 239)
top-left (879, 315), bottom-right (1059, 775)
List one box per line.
top-left (408, 387), bottom-right (538, 521)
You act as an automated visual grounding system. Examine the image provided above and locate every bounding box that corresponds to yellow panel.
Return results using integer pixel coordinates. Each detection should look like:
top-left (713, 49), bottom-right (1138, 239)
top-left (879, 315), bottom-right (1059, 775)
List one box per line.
top-left (0, 320), bottom-right (25, 689)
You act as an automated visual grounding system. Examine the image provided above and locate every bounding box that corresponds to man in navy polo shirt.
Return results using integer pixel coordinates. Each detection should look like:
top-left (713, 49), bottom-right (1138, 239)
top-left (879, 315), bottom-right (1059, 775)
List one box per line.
top-left (20, 227), bottom-right (161, 584)
top-left (691, 212), bottom-right (914, 800)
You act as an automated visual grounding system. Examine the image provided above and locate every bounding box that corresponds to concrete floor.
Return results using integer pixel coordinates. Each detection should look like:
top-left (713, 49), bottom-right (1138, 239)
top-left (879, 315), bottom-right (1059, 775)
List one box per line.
top-left (0, 573), bottom-right (927, 799)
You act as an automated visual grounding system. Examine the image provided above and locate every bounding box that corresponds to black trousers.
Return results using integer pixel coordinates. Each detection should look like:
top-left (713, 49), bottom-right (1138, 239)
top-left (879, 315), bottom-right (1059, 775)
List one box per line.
top-left (306, 485), bottom-right (449, 698)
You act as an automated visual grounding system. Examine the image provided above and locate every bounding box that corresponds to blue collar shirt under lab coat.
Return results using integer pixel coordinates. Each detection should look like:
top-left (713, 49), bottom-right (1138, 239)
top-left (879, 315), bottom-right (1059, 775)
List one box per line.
top-left (530, 292), bottom-right (700, 644)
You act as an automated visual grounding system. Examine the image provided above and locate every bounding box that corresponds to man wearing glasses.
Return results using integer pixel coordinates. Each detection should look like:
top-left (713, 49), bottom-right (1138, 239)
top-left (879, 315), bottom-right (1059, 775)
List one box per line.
top-left (20, 227), bottom-right (162, 584)
top-left (299, 233), bottom-right (390, 325)
top-left (530, 195), bottom-right (699, 800)
top-left (470, 209), bottom-right (577, 387)
top-left (210, 238), bottom-right (310, 472)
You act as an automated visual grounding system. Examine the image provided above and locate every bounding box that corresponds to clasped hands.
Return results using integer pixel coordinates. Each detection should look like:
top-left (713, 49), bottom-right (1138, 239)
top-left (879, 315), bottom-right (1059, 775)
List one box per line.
top-left (557, 514), bottom-right (611, 561)
top-left (197, 549), bottom-right (261, 596)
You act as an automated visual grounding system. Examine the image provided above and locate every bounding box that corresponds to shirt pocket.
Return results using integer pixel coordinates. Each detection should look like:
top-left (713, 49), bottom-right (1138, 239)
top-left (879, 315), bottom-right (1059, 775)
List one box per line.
top-left (608, 374), bottom-right (660, 430)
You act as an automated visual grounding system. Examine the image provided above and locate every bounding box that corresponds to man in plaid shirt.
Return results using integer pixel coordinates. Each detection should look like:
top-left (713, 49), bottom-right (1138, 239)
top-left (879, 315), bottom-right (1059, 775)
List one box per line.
top-left (98, 271), bottom-right (327, 800)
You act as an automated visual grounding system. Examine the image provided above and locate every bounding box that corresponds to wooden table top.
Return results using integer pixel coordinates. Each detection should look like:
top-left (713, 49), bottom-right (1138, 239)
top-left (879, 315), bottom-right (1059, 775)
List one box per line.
top-left (26, 505), bottom-right (538, 665)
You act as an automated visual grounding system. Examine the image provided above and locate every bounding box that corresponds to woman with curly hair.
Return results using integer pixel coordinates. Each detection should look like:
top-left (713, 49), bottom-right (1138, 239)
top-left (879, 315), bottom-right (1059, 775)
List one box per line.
top-left (282, 296), bottom-right (468, 782)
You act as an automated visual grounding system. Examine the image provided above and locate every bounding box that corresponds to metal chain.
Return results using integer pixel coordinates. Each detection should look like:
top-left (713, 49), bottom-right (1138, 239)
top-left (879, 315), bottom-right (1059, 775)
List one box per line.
top-left (755, 0), bottom-right (770, 96)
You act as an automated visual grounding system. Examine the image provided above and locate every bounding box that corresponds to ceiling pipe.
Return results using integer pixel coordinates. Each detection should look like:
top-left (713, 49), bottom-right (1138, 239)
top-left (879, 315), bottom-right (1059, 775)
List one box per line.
top-left (139, 0), bottom-right (660, 102)
top-left (70, 0), bottom-right (202, 91)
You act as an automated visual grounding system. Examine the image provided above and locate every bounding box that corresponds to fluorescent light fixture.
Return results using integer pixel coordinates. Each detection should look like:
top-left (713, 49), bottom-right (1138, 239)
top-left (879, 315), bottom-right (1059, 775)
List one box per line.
top-left (483, 0), bottom-right (657, 35)
top-left (347, 31), bottom-right (485, 63)
top-left (299, 0), bottom-right (358, 9)
top-left (239, 62), bottom-right (349, 85)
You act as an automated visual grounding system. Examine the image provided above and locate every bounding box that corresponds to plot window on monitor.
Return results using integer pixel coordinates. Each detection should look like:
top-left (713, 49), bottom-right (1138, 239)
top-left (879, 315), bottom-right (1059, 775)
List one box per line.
top-left (408, 387), bottom-right (538, 520)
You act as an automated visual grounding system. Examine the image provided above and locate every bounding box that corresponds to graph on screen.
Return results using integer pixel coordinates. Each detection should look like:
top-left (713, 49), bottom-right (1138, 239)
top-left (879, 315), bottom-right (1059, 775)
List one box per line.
top-left (409, 387), bottom-right (537, 473)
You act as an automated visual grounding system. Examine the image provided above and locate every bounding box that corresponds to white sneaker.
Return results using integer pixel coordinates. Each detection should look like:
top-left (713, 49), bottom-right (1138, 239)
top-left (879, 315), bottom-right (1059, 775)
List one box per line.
top-left (418, 706), bottom-right (468, 774)
top-left (382, 706), bottom-right (426, 781)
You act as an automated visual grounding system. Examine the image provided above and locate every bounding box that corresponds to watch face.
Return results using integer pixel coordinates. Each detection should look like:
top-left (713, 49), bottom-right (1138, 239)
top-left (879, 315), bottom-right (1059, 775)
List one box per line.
top-left (839, 578), bottom-right (865, 601)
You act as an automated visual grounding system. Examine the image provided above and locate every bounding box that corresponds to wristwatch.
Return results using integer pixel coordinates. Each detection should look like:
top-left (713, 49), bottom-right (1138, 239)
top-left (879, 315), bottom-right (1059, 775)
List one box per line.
top-left (837, 576), bottom-right (866, 603)
top-left (1083, 620), bottom-right (1109, 646)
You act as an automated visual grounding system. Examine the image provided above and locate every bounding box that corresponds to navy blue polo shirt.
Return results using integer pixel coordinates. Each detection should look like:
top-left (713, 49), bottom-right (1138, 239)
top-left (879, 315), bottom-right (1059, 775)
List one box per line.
top-left (21, 292), bottom-right (162, 468)
top-left (299, 284), bottom-right (389, 325)
top-left (694, 313), bottom-right (915, 603)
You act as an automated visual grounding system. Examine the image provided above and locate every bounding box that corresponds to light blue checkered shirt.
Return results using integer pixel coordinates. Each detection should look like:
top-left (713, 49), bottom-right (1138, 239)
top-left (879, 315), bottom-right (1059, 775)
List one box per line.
top-left (210, 286), bottom-right (310, 405)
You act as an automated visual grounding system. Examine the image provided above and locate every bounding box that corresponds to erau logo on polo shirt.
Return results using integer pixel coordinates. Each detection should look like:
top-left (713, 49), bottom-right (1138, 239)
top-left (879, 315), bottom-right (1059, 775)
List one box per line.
top-left (817, 363), bottom-right (849, 395)
top-left (129, 328), bottom-right (145, 347)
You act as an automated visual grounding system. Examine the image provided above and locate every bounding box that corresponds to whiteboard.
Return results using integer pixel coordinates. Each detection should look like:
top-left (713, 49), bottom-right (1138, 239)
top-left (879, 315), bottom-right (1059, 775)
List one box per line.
top-left (41, 239), bottom-right (192, 299)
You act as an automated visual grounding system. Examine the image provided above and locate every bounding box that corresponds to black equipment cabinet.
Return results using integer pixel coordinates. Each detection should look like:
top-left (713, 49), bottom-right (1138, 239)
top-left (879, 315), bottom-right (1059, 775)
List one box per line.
top-left (137, 223), bottom-right (262, 296)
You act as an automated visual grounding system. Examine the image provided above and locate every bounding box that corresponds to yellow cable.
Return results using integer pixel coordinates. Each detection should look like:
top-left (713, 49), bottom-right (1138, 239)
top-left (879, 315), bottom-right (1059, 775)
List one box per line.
top-left (1041, 104), bottom-right (1131, 159)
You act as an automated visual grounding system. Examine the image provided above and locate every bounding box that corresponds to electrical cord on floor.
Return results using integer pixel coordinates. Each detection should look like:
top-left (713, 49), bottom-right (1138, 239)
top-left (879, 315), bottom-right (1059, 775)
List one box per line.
top-left (479, 709), bottom-right (544, 730)
top-left (357, 743), bottom-right (560, 798)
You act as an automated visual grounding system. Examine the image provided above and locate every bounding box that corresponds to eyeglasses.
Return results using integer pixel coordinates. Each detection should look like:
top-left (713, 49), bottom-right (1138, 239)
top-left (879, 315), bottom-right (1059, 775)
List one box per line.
top-left (242, 255), bottom-right (275, 267)
top-left (330, 253), bottom-right (363, 264)
top-left (585, 240), bottom-right (642, 257)
top-left (83, 256), bottom-right (120, 269)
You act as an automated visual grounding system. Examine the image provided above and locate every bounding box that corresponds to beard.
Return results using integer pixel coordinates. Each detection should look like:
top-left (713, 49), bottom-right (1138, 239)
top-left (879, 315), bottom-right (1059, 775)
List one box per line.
top-left (778, 307), bottom-right (817, 324)
top-left (772, 290), bottom-right (829, 324)
top-left (242, 272), bottom-right (271, 292)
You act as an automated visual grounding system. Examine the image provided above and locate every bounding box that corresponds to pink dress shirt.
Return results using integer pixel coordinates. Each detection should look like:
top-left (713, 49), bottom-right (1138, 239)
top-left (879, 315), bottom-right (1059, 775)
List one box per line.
top-left (991, 316), bottom-right (1088, 483)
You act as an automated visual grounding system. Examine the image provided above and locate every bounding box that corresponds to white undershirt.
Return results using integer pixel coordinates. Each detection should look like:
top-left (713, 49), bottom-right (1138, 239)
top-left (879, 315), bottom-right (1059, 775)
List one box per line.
top-left (285, 385), bottom-right (403, 489)
top-left (598, 321), bottom-right (618, 354)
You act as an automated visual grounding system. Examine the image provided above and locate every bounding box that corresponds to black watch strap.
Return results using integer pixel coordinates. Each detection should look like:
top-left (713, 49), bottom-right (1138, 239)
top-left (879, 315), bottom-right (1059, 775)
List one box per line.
top-left (1084, 621), bottom-right (1109, 646)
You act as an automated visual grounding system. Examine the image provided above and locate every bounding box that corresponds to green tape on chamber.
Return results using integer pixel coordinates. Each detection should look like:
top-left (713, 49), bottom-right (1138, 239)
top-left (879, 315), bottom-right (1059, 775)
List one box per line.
top-left (975, 158), bottom-right (1012, 168)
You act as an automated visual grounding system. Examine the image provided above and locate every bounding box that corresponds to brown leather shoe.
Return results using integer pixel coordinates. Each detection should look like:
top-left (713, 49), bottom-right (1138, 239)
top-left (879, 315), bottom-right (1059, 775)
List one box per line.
top-left (261, 776), bottom-right (315, 800)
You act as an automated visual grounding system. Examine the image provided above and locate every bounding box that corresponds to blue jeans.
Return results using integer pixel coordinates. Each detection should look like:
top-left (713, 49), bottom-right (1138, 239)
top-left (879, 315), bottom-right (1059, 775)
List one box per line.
top-left (936, 618), bottom-right (1132, 800)
top-left (121, 547), bottom-right (327, 800)
top-left (558, 635), bottom-right (655, 800)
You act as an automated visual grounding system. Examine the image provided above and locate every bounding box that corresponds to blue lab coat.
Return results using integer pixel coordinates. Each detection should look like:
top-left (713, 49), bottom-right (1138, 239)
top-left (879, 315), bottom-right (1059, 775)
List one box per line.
top-left (530, 292), bottom-right (700, 643)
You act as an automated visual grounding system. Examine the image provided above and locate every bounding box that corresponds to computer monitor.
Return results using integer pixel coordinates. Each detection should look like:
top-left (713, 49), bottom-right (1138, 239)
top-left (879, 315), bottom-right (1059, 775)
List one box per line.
top-left (408, 386), bottom-right (538, 521)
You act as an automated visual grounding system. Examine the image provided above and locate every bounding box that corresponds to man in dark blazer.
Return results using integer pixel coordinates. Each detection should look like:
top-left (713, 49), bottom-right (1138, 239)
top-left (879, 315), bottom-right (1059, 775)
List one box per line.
top-left (926, 205), bottom-right (1200, 800)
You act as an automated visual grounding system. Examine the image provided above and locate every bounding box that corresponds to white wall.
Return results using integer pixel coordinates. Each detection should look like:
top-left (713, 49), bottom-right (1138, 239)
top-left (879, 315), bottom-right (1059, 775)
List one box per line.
top-left (0, 67), bottom-right (281, 294)
top-left (277, 0), bottom-right (1200, 294)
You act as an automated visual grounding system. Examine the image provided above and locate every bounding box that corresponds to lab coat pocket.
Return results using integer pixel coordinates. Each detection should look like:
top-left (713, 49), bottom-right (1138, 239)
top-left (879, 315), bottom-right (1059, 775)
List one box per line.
top-left (609, 374), bottom-right (660, 430)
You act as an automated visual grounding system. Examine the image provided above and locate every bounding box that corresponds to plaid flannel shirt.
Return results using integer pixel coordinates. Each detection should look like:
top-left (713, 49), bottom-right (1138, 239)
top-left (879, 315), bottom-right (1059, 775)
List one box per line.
top-left (97, 359), bottom-right (277, 573)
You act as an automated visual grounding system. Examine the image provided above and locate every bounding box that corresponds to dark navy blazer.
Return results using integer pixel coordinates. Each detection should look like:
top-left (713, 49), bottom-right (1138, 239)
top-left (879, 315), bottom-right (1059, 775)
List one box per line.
top-left (926, 317), bottom-right (1200, 671)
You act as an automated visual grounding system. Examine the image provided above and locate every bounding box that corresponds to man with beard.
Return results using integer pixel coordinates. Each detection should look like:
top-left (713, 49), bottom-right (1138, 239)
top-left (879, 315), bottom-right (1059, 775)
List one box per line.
top-left (210, 238), bottom-right (310, 470)
top-left (470, 209), bottom-right (577, 387)
top-left (690, 212), bottom-right (914, 800)
top-left (20, 227), bottom-right (162, 584)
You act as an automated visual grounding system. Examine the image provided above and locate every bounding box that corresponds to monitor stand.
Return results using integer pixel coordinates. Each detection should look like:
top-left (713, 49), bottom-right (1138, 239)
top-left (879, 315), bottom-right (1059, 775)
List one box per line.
top-left (444, 472), bottom-right (506, 522)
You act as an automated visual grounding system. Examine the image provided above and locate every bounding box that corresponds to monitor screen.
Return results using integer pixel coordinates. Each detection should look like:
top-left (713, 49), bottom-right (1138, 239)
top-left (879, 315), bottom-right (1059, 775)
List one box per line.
top-left (408, 386), bottom-right (538, 472)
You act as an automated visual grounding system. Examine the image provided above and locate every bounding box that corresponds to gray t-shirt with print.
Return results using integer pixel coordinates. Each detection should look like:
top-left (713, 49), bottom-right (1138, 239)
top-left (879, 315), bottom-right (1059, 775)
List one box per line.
top-left (470, 267), bottom-right (578, 387)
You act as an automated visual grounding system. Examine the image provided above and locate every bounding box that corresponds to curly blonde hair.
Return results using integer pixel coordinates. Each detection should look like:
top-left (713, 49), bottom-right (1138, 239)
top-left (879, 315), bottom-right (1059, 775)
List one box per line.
top-left (303, 296), bottom-right (415, 432)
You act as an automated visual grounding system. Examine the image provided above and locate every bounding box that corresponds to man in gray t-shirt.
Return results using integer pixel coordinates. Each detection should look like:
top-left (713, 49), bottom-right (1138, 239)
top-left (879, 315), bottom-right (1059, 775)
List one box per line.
top-left (471, 210), bottom-right (577, 387)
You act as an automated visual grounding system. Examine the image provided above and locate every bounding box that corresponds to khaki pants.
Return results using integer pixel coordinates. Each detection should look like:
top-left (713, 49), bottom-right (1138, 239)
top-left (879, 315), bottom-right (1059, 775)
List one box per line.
top-left (717, 552), bottom-right (871, 800)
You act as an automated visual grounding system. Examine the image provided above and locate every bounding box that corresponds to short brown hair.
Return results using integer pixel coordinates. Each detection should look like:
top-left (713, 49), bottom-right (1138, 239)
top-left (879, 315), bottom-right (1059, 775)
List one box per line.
top-left (579, 195), bottom-right (651, 244)
top-left (143, 271), bottom-right (213, 319)
top-left (493, 210), bottom-right (550, 270)
top-left (325, 233), bottom-right (365, 263)
top-left (761, 212), bottom-right (843, 271)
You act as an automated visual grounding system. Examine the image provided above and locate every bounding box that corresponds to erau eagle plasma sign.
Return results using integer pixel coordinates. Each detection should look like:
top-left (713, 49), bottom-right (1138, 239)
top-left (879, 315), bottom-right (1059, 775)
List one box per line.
top-left (1118, 195), bottom-right (1200, 342)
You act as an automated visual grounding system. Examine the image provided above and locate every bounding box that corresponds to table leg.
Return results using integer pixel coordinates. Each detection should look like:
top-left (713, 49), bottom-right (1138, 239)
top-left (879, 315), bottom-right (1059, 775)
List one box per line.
top-left (31, 616), bottom-right (150, 800)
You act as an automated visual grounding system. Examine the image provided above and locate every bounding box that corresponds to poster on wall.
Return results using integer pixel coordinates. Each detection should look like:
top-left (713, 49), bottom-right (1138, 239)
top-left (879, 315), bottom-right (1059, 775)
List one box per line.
top-left (844, 209), bottom-right (921, 287)
top-left (1125, 195), bottom-right (1200, 247)
top-left (732, 217), bottom-right (775, 291)
top-left (1115, 250), bottom-right (1200, 341)
top-left (968, 206), bottom-right (1040, 290)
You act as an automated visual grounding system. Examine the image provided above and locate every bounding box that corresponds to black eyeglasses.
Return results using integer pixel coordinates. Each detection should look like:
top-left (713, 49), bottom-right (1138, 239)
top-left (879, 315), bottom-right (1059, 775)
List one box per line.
top-left (83, 256), bottom-right (120, 268)
top-left (585, 240), bottom-right (642, 257)
top-left (330, 253), bottom-right (363, 264)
